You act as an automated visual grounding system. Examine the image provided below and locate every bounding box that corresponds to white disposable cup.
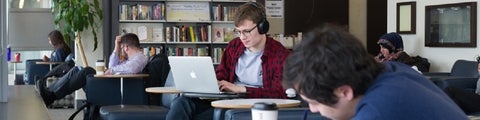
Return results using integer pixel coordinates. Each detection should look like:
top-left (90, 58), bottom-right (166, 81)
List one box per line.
top-left (96, 60), bottom-right (105, 75)
top-left (251, 102), bottom-right (278, 120)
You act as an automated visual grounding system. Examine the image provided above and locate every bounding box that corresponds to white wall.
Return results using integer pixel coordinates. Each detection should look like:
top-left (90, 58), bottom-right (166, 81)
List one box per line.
top-left (388, 0), bottom-right (480, 72)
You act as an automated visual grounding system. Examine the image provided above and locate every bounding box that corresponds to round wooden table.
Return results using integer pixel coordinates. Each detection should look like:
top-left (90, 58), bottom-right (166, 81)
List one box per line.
top-left (145, 87), bottom-right (182, 94)
top-left (35, 61), bottom-right (64, 70)
top-left (94, 74), bottom-right (149, 104)
top-left (211, 98), bottom-right (301, 109)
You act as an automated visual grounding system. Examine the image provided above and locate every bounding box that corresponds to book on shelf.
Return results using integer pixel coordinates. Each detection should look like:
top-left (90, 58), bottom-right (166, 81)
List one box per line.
top-left (165, 27), bottom-right (171, 42)
top-left (152, 27), bottom-right (164, 42)
top-left (216, 4), bottom-right (223, 21)
top-left (223, 27), bottom-right (235, 42)
top-left (213, 27), bottom-right (224, 42)
top-left (213, 47), bottom-right (225, 63)
top-left (137, 25), bottom-right (148, 41)
top-left (120, 4), bottom-right (129, 20)
top-left (189, 26), bottom-right (195, 42)
top-left (153, 3), bottom-right (165, 20)
top-left (130, 4), bottom-right (138, 20)
top-left (173, 26), bottom-right (180, 42)
top-left (181, 26), bottom-right (187, 42)
top-left (200, 25), bottom-right (207, 42)
top-left (138, 4), bottom-right (151, 20)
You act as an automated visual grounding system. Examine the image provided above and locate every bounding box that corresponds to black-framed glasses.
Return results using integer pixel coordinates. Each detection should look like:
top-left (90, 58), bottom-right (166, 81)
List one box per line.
top-left (233, 25), bottom-right (257, 37)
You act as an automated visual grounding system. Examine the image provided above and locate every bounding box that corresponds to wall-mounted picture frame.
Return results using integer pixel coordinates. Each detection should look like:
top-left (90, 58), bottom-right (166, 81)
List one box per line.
top-left (425, 2), bottom-right (477, 47)
top-left (397, 2), bottom-right (416, 34)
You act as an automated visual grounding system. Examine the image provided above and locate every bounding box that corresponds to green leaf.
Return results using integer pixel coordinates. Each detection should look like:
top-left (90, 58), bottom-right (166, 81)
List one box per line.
top-left (51, 0), bottom-right (102, 52)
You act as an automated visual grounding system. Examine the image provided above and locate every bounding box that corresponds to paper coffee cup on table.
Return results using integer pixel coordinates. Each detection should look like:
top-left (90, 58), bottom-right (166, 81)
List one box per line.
top-left (96, 60), bottom-right (105, 75)
top-left (251, 102), bottom-right (278, 120)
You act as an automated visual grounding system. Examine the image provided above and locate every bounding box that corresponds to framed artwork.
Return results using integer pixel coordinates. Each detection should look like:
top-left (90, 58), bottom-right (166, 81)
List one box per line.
top-left (397, 2), bottom-right (416, 34)
top-left (425, 2), bottom-right (477, 47)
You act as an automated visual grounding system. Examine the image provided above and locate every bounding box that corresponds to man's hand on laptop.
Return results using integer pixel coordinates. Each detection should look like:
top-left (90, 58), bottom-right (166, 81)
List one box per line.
top-left (218, 80), bottom-right (246, 93)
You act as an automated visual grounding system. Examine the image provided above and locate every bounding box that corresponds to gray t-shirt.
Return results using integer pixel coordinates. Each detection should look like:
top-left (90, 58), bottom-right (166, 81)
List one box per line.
top-left (234, 49), bottom-right (263, 88)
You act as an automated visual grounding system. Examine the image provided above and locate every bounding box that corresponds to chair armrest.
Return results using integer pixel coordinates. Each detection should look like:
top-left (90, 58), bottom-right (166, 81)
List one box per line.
top-left (223, 108), bottom-right (329, 120)
top-left (433, 77), bottom-right (478, 91)
top-left (85, 74), bottom-right (147, 106)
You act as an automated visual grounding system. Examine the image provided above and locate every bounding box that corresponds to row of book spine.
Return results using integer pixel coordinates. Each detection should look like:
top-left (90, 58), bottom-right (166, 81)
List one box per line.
top-left (120, 3), bottom-right (165, 20)
top-left (143, 46), bottom-right (163, 57)
top-left (165, 25), bottom-right (211, 43)
top-left (212, 47), bottom-right (225, 64)
top-left (212, 4), bottom-right (239, 21)
top-left (167, 47), bottom-right (210, 56)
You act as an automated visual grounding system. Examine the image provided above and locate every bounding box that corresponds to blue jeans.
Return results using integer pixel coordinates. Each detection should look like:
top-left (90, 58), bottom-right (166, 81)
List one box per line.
top-left (48, 66), bottom-right (95, 99)
top-left (166, 96), bottom-right (214, 120)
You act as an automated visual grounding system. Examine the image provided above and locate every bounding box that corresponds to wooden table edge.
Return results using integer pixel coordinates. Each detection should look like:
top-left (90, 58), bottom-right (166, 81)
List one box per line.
top-left (93, 74), bottom-right (149, 78)
top-left (211, 99), bottom-right (301, 109)
top-left (145, 87), bottom-right (182, 94)
top-left (35, 61), bottom-right (64, 64)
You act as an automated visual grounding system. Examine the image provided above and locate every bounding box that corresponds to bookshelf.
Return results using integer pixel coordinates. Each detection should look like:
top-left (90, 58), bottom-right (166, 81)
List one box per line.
top-left (104, 0), bottom-right (252, 65)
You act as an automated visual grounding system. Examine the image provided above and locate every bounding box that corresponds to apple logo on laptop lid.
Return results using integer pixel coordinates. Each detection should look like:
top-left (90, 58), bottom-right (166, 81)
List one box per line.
top-left (190, 70), bottom-right (197, 79)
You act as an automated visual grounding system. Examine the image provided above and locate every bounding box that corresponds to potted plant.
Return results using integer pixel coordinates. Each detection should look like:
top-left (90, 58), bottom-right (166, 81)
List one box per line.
top-left (51, 0), bottom-right (103, 67)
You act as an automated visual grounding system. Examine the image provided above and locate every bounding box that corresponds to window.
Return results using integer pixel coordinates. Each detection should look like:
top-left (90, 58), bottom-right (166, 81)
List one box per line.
top-left (425, 2), bottom-right (477, 47)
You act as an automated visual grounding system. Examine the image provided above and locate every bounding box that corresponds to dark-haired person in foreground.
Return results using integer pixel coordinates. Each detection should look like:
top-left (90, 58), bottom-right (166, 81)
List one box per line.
top-left (37, 33), bottom-right (148, 106)
top-left (282, 24), bottom-right (467, 120)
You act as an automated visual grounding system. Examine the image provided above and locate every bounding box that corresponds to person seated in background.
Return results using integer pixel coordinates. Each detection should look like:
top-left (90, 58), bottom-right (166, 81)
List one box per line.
top-left (374, 32), bottom-right (426, 72)
top-left (37, 33), bottom-right (148, 106)
top-left (43, 30), bottom-right (72, 62)
top-left (282, 24), bottom-right (467, 119)
top-left (166, 2), bottom-right (291, 120)
top-left (444, 63), bottom-right (480, 114)
top-left (374, 32), bottom-right (409, 63)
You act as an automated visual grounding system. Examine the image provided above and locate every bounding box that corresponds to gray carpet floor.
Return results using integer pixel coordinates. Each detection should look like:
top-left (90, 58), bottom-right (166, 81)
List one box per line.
top-left (48, 108), bottom-right (83, 120)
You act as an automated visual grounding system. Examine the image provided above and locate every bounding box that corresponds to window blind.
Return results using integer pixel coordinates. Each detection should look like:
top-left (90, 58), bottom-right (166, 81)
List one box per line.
top-left (8, 8), bottom-right (54, 51)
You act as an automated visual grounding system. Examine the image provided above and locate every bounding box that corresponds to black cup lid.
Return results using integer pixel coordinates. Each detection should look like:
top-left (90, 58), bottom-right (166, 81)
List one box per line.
top-left (252, 102), bottom-right (278, 110)
top-left (97, 60), bottom-right (104, 62)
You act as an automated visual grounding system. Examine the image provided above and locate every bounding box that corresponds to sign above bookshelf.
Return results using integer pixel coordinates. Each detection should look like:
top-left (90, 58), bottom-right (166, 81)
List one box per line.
top-left (166, 2), bottom-right (210, 22)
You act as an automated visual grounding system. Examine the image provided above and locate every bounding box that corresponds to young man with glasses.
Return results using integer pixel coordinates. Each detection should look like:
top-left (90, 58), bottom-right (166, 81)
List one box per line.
top-left (166, 2), bottom-right (290, 120)
top-left (37, 33), bottom-right (148, 106)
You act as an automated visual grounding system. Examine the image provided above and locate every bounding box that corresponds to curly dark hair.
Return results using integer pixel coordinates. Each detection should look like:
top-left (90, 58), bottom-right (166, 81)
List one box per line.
top-left (282, 24), bottom-right (384, 106)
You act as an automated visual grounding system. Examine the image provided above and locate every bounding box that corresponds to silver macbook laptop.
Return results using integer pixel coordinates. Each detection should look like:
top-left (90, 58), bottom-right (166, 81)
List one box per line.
top-left (168, 56), bottom-right (223, 94)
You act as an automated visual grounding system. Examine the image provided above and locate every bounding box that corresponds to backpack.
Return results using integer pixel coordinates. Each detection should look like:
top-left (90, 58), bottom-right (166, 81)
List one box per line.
top-left (142, 54), bottom-right (171, 105)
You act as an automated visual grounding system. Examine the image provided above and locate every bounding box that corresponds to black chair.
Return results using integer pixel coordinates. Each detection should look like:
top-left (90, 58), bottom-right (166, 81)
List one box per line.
top-left (24, 59), bottom-right (50, 85)
top-left (223, 108), bottom-right (329, 120)
top-left (423, 59), bottom-right (479, 81)
top-left (98, 72), bottom-right (177, 120)
top-left (24, 53), bottom-right (74, 85)
top-left (96, 54), bottom-right (176, 120)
